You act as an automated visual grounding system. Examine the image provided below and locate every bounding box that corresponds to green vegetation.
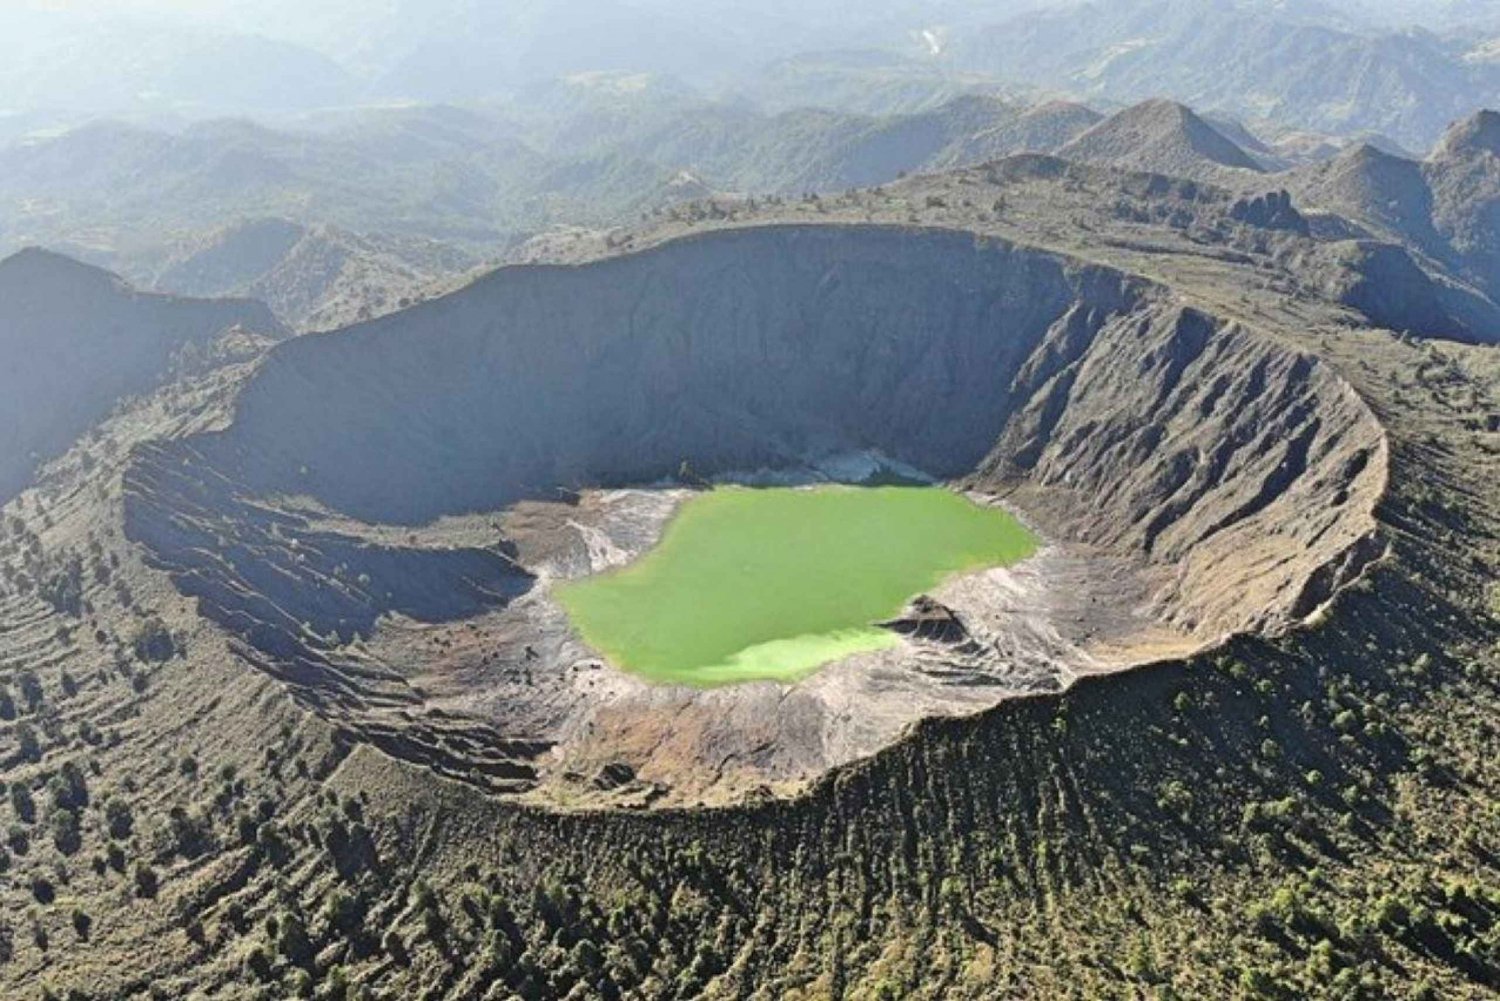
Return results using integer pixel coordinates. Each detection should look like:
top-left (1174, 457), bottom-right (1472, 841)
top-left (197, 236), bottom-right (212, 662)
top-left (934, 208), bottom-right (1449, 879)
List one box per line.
top-left (557, 486), bottom-right (1037, 685)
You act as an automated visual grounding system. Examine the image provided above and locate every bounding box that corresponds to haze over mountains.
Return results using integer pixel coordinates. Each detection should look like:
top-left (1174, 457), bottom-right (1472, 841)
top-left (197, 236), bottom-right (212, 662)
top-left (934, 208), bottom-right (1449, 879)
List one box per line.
top-left (8, 0), bottom-right (1500, 147)
top-left (2, 0), bottom-right (1500, 329)
top-left (946, 0), bottom-right (1500, 149)
top-left (7, 0), bottom-right (1500, 333)
top-left (0, 93), bottom-right (1109, 326)
top-left (12, 90), bottom-right (1500, 333)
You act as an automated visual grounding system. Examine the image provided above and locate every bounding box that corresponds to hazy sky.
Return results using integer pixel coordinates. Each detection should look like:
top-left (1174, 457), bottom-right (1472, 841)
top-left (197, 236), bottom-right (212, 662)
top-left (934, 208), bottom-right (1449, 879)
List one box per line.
top-left (26, 0), bottom-right (226, 14)
top-left (0, 0), bottom-right (1491, 123)
top-left (13, 0), bottom-right (1478, 40)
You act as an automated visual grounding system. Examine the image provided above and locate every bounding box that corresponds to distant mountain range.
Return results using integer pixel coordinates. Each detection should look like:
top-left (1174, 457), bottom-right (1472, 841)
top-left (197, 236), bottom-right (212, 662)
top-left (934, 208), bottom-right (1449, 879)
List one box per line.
top-left (8, 0), bottom-right (1500, 157)
top-left (0, 6), bottom-right (353, 118)
top-left (0, 92), bottom-right (1113, 325)
top-left (8, 51), bottom-right (1500, 340)
top-left (945, 0), bottom-right (1500, 150)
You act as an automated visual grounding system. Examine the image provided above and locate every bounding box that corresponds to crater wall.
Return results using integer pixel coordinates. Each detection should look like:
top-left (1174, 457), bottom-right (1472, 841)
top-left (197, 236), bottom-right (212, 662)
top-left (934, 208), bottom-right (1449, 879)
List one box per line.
top-left (123, 225), bottom-right (1386, 800)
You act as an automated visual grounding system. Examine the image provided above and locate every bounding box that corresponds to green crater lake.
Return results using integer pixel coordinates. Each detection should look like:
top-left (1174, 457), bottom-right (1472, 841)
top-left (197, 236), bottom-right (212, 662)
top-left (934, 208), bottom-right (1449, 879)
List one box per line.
top-left (556, 486), bottom-right (1038, 687)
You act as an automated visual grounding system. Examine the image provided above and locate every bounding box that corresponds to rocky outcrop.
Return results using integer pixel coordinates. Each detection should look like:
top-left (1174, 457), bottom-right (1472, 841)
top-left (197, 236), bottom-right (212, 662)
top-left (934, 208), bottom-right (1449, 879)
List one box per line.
top-left (1229, 190), bottom-right (1309, 235)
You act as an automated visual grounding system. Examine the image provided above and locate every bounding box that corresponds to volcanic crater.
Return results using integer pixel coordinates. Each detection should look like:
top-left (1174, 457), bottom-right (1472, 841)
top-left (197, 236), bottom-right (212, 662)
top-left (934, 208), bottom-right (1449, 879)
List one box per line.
top-left (122, 223), bottom-right (1387, 807)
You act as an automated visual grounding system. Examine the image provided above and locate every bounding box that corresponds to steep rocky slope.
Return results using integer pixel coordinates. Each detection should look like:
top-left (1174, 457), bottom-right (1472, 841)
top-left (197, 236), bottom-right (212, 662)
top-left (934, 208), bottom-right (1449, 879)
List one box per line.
top-left (0, 248), bottom-right (283, 503)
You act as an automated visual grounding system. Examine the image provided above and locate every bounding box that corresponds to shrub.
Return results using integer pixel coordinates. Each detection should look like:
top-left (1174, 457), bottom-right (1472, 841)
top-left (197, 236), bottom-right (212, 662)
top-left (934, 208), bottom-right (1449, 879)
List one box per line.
top-left (16, 671), bottom-right (43, 712)
top-left (38, 555), bottom-right (84, 617)
top-left (324, 965), bottom-right (350, 1001)
top-left (14, 722), bottom-right (41, 763)
top-left (382, 929), bottom-right (409, 966)
top-left (1238, 967), bottom-right (1276, 997)
top-left (167, 806), bottom-right (212, 858)
top-left (9, 783), bottom-right (34, 823)
top-left (49, 761), bottom-right (88, 811)
top-left (324, 889), bottom-right (366, 939)
top-left (133, 862), bottom-right (158, 898)
top-left (245, 943), bottom-right (272, 981)
top-left (1155, 780), bottom-right (1194, 818)
top-left (131, 617), bottom-right (177, 663)
top-left (105, 798), bottom-right (133, 839)
top-left (276, 912), bottom-right (313, 967)
top-left (50, 808), bottom-right (81, 854)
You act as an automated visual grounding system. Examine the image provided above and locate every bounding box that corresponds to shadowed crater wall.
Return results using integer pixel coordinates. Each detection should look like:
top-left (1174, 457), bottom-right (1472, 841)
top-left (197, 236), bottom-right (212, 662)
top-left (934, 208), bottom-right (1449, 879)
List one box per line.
top-left (200, 226), bottom-right (1135, 523)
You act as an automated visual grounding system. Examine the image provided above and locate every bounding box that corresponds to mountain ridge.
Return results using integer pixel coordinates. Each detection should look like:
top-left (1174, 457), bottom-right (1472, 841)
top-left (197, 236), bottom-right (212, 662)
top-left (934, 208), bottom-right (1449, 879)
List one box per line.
top-left (0, 247), bottom-right (284, 502)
